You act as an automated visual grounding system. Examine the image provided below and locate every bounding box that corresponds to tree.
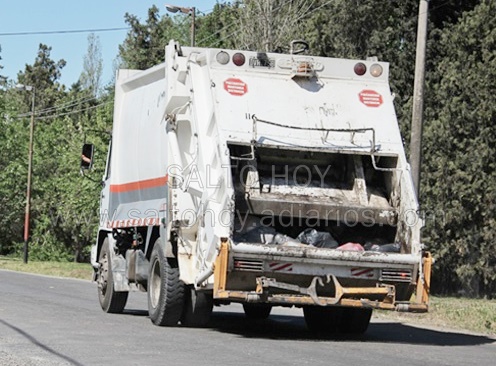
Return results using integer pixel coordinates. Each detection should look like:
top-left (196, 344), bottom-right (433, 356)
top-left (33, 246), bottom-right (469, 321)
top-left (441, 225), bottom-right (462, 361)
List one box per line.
top-left (119, 5), bottom-right (186, 70)
top-left (195, 2), bottom-right (241, 49)
top-left (0, 88), bottom-right (26, 255)
top-left (429, 0), bottom-right (480, 28)
top-left (236, 0), bottom-right (321, 52)
top-left (0, 41), bottom-right (113, 261)
top-left (16, 44), bottom-right (66, 111)
top-left (79, 33), bottom-right (103, 97)
top-left (422, 0), bottom-right (496, 297)
top-left (299, 0), bottom-right (494, 297)
top-left (0, 45), bottom-right (6, 83)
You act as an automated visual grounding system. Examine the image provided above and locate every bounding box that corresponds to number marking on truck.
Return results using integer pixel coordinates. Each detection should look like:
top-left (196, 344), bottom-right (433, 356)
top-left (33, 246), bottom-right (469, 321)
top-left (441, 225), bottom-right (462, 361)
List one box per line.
top-left (249, 56), bottom-right (275, 69)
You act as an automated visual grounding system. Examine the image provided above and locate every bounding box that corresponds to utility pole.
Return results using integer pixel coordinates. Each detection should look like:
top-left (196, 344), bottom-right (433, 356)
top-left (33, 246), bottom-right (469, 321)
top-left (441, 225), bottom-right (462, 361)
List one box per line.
top-left (16, 84), bottom-right (35, 264)
top-left (410, 0), bottom-right (430, 198)
top-left (190, 6), bottom-right (196, 47)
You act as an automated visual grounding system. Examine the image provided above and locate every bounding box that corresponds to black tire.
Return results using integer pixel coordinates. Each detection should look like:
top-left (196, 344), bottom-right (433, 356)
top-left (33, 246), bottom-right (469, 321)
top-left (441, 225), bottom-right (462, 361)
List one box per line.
top-left (148, 239), bottom-right (184, 326)
top-left (242, 304), bottom-right (272, 320)
top-left (303, 306), bottom-right (342, 333)
top-left (181, 286), bottom-right (213, 327)
top-left (97, 239), bottom-right (128, 313)
top-left (338, 308), bottom-right (372, 334)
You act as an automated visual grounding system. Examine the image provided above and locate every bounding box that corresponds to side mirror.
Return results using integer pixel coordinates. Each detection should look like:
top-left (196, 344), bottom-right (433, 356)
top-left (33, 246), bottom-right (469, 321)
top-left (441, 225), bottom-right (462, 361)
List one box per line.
top-left (80, 143), bottom-right (94, 171)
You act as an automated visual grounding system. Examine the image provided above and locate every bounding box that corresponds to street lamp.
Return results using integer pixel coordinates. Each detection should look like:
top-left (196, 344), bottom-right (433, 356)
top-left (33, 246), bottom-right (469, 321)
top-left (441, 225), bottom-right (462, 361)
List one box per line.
top-left (16, 83), bottom-right (35, 264)
top-left (165, 4), bottom-right (196, 46)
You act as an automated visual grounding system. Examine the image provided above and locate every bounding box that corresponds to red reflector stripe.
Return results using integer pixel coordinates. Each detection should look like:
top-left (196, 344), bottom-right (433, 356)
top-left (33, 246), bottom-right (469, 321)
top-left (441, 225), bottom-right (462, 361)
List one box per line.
top-left (269, 262), bottom-right (293, 272)
top-left (110, 176), bottom-right (168, 193)
top-left (351, 268), bottom-right (374, 277)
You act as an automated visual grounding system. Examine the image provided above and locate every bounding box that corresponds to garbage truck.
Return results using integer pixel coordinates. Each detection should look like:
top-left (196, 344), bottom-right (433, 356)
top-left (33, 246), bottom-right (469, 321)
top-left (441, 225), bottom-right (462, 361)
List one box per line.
top-left (83, 40), bottom-right (431, 334)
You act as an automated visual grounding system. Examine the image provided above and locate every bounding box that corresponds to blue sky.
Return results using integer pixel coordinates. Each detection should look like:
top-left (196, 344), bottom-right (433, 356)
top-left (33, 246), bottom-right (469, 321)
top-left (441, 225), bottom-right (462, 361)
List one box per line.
top-left (0, 1), bottom-right (218, 88)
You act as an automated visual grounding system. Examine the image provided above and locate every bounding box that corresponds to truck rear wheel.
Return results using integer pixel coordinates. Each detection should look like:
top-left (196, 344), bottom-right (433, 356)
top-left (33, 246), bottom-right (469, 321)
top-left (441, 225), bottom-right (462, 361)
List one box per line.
top-left (148, 239), bottom-right (184, 326)
top-left (338, 308), bottom-right (372, 334)
top-left (242, 304), bottom-right (272, 320)
top-left (303, 306), bottom-right (342, 333)
top-left (181, 286), bottom-right (213, 327)
top-left (97, 238), bottom-right (128, 313)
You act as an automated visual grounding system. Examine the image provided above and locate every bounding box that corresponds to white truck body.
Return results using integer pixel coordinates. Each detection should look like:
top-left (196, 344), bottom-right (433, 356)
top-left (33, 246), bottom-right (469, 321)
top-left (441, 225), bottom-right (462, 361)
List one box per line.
top-left (90, 41), bottom-right (431, 331)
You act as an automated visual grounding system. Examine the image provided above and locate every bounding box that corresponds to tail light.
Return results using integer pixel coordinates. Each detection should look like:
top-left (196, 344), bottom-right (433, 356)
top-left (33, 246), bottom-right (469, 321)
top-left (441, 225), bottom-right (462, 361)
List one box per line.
top-left (232, 53), bottom-right (246, 66)
top-left (370, 64), bottom-right (383, 77)
top-left (216, 51), bottom-right (230, 65)
top-left (354, 62), bottom-right (367, 76)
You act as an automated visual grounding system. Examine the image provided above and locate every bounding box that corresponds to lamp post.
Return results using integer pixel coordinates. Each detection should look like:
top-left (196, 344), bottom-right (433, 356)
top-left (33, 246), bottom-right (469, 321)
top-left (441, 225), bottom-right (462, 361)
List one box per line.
top-left (16, 84), bottom-right (35, 264)
top-left (165, 4), bottom-right (196, 46)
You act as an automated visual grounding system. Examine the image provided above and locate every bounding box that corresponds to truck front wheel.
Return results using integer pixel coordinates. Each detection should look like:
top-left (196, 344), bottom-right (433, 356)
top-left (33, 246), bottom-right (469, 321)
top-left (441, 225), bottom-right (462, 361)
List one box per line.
top-left (97, 238), bottom-right (128, 313)
top-left (148, 239), bottom-right (184, 326)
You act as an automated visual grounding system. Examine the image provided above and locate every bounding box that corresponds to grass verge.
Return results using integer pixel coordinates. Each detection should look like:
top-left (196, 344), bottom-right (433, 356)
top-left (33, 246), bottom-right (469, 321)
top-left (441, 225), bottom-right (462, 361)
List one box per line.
top-left (375, 296), bottom-right (496, 336)
top-left (0, 256), bottom-right (93, 280)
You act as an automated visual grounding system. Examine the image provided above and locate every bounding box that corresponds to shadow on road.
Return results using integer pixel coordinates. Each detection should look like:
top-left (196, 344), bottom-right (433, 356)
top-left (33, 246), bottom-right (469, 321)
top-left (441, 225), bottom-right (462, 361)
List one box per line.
top-left (115, 304), bottom-right (495, 347)
top-left (122, 308), bottom-right (148, 317)
top-left (207, 311), bottom-right (496, 347)
top-left (0, 318), bottom-right (84, 366)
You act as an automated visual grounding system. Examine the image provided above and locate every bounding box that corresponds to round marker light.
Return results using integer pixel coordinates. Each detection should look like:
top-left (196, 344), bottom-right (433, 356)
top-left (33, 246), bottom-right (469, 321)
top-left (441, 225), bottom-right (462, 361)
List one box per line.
top-left (232, 53), bottom-right (246, 66)
top-left (370, 63), bottom-right (383, 77)
top-left (216, 51), bottom-right (230, 65)
top-left (354, 62), bottom-right (367, 76)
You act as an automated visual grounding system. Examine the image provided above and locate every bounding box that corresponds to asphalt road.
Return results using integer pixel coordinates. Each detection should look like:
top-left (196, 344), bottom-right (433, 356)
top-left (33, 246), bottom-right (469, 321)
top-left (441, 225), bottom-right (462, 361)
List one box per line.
top-left (0, 269), bottom-right (494, 366)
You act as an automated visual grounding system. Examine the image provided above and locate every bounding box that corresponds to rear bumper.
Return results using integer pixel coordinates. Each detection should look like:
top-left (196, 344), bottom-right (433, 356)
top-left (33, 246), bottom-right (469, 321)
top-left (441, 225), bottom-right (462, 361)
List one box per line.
top-left (213, 241), bottom-right (431, 313)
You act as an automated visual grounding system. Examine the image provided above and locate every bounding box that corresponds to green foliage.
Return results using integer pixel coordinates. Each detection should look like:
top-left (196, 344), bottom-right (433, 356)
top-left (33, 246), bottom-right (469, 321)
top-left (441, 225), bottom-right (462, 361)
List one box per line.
top-left (79, 34), bottom-right (103, 97)
top-left (0, 92), bottom-right (27, 254)
top-left (118, 5), bottom-right (188, 69)
top-left (0, 43), bottom-right (112, 262)
top-left (235, 0), bottom-right (318, 52)
top-left (0, 45), bottom-right (6, 86)
top-left (422, 0), bottom-right (496, 297)
top-left (302, 0), bottom-right (420, 140)
top-left (118, 2), bottom-right (243, 68)
top-left (17, 44), bottom-right (66, 111)
top-left (0, 44), bottom-right (6, 83)
top-left (196, 2), bottom-right (241, 49)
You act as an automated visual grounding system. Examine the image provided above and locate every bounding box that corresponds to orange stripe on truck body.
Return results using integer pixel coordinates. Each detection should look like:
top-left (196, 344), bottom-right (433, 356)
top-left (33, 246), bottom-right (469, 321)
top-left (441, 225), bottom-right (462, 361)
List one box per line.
top-left (110, 176), bottom-right (168, 193)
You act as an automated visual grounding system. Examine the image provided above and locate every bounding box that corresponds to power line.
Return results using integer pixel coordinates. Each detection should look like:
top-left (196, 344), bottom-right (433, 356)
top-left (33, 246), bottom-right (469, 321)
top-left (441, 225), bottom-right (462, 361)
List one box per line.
top-left (35, 101), bottom-right (112, 120)
top-left (0, 27), bottom-right (129, 37)
top-left (0, 2), bottom-right (451, 40)
top-left (15, 100), bottom-right (111, 121)
top-left (17, 95), bottom-right (98, 118)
